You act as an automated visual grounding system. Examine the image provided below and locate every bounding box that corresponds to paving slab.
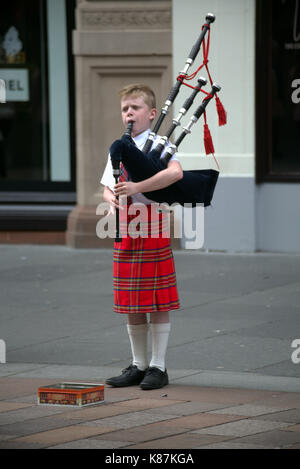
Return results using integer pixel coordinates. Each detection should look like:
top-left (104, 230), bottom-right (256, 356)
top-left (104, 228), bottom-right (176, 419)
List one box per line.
top-left (122, 432), bottom-right (233, 449)
top-left (254, 409), bottom-right (300, 423)
top-left (94, 421), bottom-right (191, 444)
top-left (231, 429), bottom-right (300, 448)
top-left (81, 410), bottom-right (180, 430)
top-left (192, 418), bottom-right (291, 437)
top-left (285, 423), bottom-right (300, 432)
top-left (11, 424), bottom-right (117, 448)
top-left (197, 441), bottom-right (275, 449)
top-left (208, 404), bottom-right (293, 417)
top-left (48, 438), bottom-right (132, 449)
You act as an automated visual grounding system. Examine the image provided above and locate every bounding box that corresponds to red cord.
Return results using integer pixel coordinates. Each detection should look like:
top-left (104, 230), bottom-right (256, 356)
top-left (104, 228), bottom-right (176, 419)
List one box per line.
top-left (176, 28), bottom-right (213, 91)
top-left (175, 23), bottom-right (226, 170)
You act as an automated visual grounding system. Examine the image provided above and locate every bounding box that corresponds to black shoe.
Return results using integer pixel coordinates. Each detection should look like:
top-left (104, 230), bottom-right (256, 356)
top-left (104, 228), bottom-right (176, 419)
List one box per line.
top-left (140, 367), bottom-right (169, 390)
top-left (105, 364), bottom-right (146, 387)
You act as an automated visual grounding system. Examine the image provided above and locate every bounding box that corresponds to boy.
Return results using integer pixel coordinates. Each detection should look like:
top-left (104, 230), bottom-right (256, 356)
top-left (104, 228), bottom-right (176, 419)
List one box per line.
top-left (100, 83), bottom-right (182, 390)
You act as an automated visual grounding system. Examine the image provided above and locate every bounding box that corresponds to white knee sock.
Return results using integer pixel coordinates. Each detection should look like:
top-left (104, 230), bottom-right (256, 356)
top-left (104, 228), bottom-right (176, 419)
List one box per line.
top-left (127, 323), bottom-right (149, 371)
top-left (149, 322), bottom-right (171, 372)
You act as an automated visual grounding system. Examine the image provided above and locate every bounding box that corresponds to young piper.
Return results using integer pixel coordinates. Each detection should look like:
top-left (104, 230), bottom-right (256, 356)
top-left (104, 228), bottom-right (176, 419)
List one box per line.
top-left (100, 83), bottom-right (182, 390)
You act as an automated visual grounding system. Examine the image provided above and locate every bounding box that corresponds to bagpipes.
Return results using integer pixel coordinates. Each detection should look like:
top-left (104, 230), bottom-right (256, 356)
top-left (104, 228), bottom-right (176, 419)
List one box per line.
top-left (110, 13), bottom-right (227, 242)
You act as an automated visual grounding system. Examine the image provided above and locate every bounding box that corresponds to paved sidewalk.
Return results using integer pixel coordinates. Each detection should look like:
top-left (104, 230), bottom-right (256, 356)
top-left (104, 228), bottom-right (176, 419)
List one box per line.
top-left (1, 363), bottom-right (300, 449)
top-left (0, 245), bottom-right (300, 449)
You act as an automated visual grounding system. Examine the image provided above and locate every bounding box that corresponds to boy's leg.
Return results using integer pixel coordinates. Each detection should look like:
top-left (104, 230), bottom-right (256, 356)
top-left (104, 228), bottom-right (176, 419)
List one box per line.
top-left (149, 311), bottom-right (170, 372)
top-left (105, 313), bottom-right (148, 387)
top-left (127, 313), bottom-right (149, 371)
top-left (140, 311), bottom-right (170, 390)
top-left (127, 312), bottom-right (148, 325)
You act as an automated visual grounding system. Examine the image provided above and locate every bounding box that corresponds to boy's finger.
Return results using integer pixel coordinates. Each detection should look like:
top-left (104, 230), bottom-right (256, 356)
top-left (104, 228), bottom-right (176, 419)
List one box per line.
top-left (111, 199), bottom-right (124, 210)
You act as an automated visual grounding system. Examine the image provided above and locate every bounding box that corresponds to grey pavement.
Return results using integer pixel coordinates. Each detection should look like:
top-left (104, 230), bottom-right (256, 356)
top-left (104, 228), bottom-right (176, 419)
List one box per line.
top-left (0, 244), bottom-right (300, 392)
top-left (1, 244), bottom-right (300, 450)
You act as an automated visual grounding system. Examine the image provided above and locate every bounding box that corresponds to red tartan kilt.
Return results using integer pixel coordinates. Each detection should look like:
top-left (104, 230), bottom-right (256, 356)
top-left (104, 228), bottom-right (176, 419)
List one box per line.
top-left (113, 203), bottom-right (180, 314)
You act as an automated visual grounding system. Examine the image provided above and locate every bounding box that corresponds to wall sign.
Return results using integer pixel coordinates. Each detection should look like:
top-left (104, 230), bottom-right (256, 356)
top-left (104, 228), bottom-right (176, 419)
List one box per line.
top-left (0, 68), bottom-right (29, 101)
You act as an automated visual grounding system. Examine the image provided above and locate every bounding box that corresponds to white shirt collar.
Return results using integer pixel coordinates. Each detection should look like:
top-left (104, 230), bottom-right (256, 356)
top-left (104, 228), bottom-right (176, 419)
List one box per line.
top-left (133, 129), bottom-right (150, 148)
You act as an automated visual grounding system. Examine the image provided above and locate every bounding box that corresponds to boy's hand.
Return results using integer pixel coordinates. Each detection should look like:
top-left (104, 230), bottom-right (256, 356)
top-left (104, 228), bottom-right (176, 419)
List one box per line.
top-left (114, 181), bottom-right (138, 197)
top-left (103, 186), bottom-right (124, 216)
top-left (106, 197), bottom-right (126, 216)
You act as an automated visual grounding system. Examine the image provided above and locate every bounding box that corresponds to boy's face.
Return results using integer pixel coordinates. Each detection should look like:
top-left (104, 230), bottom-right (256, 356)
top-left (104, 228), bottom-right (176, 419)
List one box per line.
top-left (121, 95), bottom-right (157, 138)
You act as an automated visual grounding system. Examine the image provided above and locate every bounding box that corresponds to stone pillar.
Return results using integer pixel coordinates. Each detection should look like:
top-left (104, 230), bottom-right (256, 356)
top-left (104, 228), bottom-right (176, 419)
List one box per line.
top-left (66, 1), bottom-right (179, 248)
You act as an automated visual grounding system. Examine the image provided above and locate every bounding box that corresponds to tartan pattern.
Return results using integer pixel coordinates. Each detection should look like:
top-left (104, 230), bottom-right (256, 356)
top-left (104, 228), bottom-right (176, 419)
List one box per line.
top-left (119, 203), bottom-right (171, 238)
top-left (119, 162), bottom-right (129, 184)
top-left (113, 234), bottom-right (180, 314)
top-left (113, 164), bottom-right (180, 314)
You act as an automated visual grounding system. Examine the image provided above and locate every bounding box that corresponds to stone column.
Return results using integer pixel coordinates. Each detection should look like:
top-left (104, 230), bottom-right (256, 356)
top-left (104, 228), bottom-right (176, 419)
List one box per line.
top-left (66, 0), bottom-right (179, 248)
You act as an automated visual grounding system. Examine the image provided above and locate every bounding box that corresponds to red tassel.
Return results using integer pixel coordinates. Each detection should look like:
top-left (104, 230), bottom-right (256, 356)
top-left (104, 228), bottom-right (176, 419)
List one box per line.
top-left (204, 123), bottom-right (215, 155)
top-left (215, 96), bottom-right (227, 126)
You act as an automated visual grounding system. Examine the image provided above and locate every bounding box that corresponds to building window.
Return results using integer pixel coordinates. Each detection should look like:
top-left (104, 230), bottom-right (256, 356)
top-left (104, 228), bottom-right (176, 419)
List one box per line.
top-left (256, 0), bottom-right (300, 182)
top-left (0, 0), bottom-right (75, 194)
